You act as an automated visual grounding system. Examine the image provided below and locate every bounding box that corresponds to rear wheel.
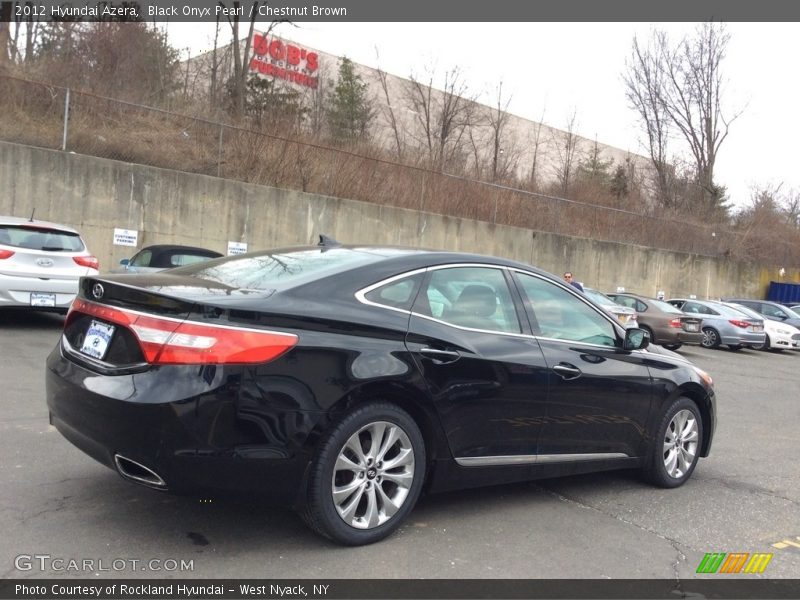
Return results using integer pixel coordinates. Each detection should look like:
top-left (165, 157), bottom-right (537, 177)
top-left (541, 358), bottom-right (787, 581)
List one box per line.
top-left (753, 335), bottom-right (771, 351)
top-left (300, 402), bottom-right (425, 545)
top-left (644, 397), bottom-right (703, 488)
top-left (701, 327), bottom-right (720, 349)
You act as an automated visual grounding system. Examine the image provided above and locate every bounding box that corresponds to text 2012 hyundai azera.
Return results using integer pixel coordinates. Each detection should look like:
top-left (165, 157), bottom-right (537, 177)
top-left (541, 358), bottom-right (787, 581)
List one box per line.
top-left (46, 243), bottom-right (716, 545)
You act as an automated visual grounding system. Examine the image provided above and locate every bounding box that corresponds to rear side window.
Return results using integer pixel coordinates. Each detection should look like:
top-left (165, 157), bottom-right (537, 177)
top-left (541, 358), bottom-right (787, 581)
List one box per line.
top-left (364, 274), bottom-right (423, 310)
top-left (414, 267), bottom-right (521, 334)
top-left (0, 225), bottom-right (84, 251)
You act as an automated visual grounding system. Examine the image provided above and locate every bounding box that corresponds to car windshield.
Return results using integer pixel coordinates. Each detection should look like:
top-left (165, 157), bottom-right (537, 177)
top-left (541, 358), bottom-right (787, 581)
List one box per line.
top-left (0, 225), bottom-right (84, 251)
top-left (785, 306), bottom-right (800, 318)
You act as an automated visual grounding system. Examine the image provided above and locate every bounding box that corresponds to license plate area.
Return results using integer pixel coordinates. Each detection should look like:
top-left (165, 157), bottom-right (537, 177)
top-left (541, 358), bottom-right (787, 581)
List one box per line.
top-left (30, 292), bottom-right (56, 307)
top-left (79, 320), bottom-right (116, 360)
top-left (683, 322), bottom-right (699, 332)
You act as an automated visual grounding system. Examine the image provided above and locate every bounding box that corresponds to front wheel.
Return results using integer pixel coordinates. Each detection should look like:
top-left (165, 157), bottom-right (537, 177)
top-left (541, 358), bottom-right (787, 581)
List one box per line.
top-left (643, 397), bottom-right (703, 488)
top-left (300, 402), bottom-right (426, 545)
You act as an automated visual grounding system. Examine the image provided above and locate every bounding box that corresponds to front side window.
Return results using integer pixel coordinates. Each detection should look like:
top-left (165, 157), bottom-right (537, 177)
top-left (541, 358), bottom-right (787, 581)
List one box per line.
top-left (129, 250), bottom-right (153, 267)
top-left (515, 272), bottom-right (617, 347)
top-left (763, 304), bottom-right (792, 319)
top-left (414, 267), bottom-right (520, 333)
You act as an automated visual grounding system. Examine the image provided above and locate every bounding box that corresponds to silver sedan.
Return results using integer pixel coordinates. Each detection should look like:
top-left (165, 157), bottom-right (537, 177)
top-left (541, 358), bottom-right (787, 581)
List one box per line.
top-left (666, 298), bottom-right (766, 350)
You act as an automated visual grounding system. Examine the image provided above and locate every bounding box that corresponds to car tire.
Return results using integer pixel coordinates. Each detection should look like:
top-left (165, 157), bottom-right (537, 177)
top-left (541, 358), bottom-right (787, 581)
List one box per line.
top-left (300, 402), bottom-right (426, 545)
top-left (640, 325), bottom-right (655, 344)
top-left (663, 344), bottom-right (682, 351)
top-left (701, 327), bottom-right (720, 349)
top-left (644, 396), bottom-right (703, 489)
top-left (753, 335), bottom-right (771, 352)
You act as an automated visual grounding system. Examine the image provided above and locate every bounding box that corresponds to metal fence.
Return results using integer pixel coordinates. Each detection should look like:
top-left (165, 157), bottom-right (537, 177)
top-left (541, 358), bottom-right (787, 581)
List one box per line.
top-left (1, 73), bottom-right (797, 266)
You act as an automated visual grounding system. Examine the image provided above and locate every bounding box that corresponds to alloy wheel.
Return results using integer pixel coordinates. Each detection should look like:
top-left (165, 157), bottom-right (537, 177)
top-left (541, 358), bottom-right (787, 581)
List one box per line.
top-left (662, 409), bottom-right (699, 479)
top-left (701, 328), bottom-right (719, 348)
top-left (331, 421), bottom-right (415, 529)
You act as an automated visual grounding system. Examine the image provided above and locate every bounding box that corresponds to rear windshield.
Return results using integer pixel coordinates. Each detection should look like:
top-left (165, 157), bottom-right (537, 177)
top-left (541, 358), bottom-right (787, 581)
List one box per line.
top-left (649, 298), bottom-right (684, 314)
top-left (583, 288), bottom-right (617, 307)
top-left (0, 225), bottom-right (84, 252)
top-left (179, 248), bottom-right (381, 290)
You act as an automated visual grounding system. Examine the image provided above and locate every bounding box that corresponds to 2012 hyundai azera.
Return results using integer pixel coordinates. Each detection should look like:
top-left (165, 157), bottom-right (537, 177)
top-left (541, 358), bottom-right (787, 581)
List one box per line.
top-left (46, 242), bottom-right (716, 545)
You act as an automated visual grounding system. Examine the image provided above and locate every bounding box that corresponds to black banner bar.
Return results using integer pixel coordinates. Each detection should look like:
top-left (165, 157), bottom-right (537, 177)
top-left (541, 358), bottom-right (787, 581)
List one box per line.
top-left (2, 0), bottom-right (800, 22)
top-left (3, 579), bottom-right (800, 600)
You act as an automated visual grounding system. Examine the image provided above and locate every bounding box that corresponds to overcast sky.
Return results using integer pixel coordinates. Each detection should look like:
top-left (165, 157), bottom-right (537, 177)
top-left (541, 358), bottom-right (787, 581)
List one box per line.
top-left (167, 21), bottom-right (800, 210)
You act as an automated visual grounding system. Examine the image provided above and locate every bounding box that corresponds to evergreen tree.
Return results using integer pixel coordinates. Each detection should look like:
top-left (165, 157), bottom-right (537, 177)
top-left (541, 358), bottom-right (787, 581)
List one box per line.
top-left (327, 57), bottom-right (374, 142)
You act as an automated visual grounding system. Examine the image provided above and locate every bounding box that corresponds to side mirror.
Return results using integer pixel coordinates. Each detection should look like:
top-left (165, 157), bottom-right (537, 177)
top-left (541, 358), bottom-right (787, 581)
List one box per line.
top-left (119, 258), bottom-right (130, 266)
top-left (623, 328), bottom-right (650, 351)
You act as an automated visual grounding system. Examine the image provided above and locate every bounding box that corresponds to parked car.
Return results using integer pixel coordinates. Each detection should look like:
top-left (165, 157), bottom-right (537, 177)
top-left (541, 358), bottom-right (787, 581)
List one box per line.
top-left (722, 299), bottom-right (800, 329)
top-left (721, 302), bottom-right (800, 351)
top-left (116, 244), bottom-right (222, 274)
top-left (47, 243), bottom-right (716, 545)
top-left (605, 292), bottom-right (703, 350)
top-left (666, 299), bottom-right (766, 351)
top-left (0, 215), bottom-right (99, 311)
top-left (582, 287), bottom-right (638, 329)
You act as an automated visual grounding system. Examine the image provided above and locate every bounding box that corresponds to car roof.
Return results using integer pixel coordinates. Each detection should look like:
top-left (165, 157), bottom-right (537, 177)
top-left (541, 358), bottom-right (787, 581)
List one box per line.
top-left (0, 215), bottom-right (80, 234)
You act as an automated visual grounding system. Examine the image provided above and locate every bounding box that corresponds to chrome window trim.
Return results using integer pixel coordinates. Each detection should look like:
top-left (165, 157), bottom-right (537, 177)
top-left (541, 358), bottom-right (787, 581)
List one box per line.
top-left (456, 452), bottom-right (630, 467)
top-left (355, 263), bottom-right (633, 350)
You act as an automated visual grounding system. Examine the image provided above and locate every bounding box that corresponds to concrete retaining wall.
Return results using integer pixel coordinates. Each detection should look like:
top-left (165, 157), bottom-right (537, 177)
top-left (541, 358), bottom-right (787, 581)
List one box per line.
top-left (1, 141), bottom-right (795, 299)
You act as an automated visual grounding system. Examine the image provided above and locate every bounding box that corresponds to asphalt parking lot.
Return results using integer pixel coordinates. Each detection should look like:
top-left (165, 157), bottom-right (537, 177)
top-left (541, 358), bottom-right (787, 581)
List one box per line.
top-left (1, 310), bottom-right (798, 581)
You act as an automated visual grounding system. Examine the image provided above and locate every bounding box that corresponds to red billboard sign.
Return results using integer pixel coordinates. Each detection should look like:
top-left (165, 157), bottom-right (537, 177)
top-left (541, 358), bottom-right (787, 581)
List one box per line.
top-left (249, 34), bottom-right (320, 89)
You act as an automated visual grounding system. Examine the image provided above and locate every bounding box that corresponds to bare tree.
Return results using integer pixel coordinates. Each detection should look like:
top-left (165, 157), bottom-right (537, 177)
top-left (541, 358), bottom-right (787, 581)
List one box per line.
top-left (405, 67), bottom-right (475, 171)
top-left (487, 81), bottom-right (512, 181)
top-left (224, 1), bottom-right (263, 119)
top-left (528, 107), bottom-right (547, 191)
top-left (624, 32), bottom-right (675, 209)
top-left (552, 109), bottom-right (583, 196)
top-left (375, 65), bottom-right (404, 159)
top-left (0, 3), bottom-right (12, 64)
top-left (624, 23), bottom-right (741, 212)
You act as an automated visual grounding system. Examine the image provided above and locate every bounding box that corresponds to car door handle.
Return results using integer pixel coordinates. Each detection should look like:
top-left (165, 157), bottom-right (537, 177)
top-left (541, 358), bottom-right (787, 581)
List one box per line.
top-left (419, 347), bottom-right (461, 364)
top-left (553, 363), bottom-right (582, 380)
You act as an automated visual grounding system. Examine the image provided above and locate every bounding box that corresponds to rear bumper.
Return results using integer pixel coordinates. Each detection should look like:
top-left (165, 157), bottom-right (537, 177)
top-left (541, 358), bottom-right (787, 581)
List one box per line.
top-left (676, 331), bottom-right (704, 345)
top-left (0, 273), bottom-right (79, 308)
top-left (720, 331), bottom-right (767, 346)
top-left (45, 343), bottom-right (324, 505)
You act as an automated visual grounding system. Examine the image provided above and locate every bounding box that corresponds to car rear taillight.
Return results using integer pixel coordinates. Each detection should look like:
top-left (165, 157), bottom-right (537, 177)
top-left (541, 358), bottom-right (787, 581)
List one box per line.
top-left (70, 299), bottom-right (298, 365)
top-left (729, 319), bottom-right (751, 329)
top-left (73, 256), bottom-right (100, 270)
top-left (0, 249), bottom-right (14, 259)
top-left (668, 318), bottom-right (683, 328)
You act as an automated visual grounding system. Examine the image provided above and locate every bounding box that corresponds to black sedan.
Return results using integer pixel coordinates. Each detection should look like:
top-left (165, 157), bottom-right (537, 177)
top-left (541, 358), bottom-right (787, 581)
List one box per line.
top-left (46, 242), bottom-right (716, 545)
